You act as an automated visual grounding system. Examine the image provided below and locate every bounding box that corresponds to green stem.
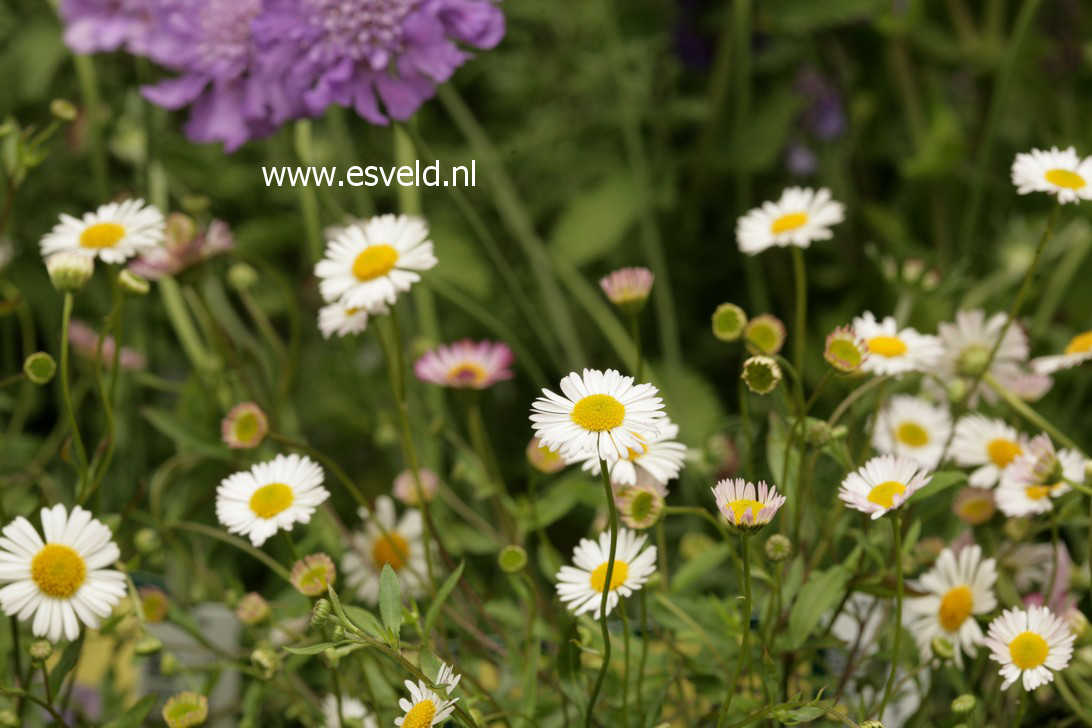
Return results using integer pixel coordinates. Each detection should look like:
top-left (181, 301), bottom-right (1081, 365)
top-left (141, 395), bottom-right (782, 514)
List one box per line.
top-left (173, 521), bottom-right (292, 582)
top-left (586, 456), bottom-right (620, 726)
top-left (294, 120), bottom-right (324, 262)
top-left (9, 618), bottom-right (23, 717)
top-left (619, 600), bottom-right (631, 728)
top-left (465, 395), bottom-right (514, 540)
top-left (636, 588), bottom-right (649, 721)
top-left (716, 534), bottom-right (752, 728)
top-left (878, 513), bottom-right (903, 718)
top-left (59, 293), bottom-right (89, 486)
top-left (629, 314), bottom-right (644, 381)
top-left (791, 247), bottom-right (807, 376)
top-left (984, 374), bottom-right (1082, 453)
top-left (72, 54), bottom-right (108, 199)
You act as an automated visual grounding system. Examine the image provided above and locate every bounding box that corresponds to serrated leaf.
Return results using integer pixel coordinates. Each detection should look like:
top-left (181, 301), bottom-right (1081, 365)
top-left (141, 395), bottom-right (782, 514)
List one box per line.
top-left (379, 564), bottom-right (402, 643)
top-left (787, 566), bottom-right (850, 649)
top-left (423, 560), bottom-right (464, 637)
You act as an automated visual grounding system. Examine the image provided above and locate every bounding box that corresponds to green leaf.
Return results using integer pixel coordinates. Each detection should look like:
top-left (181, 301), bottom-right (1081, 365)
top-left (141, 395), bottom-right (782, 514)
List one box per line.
top-left (424, 560), bottom-right (465, 637)
top-left (787, 565), bottom-right (851, 649)
top-left (141, 407), bottom-right (231, 460)
top-left (49, 633), bottom-right (85, 695)
top-left (671, 543), bottom-right (731, 593)
top-left (379, 564), bottom-right (402, 643)
top-left (772, 705), bottom-right (827, 724)
top-left (341, 605), bottom-right (384, 638)
top-left (908, 470), bottom-right (967, 504)
top-left (102, 694), bottom-right (157, 728)
top-left (549, 174), bottom-right (639, 267)
top-left (283, 641), bottom-right (339, 655)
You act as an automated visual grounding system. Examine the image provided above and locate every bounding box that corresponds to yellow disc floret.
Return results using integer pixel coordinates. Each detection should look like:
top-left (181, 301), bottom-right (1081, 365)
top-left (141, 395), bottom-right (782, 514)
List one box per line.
top-left (249, 483), bottom-right (295, 519)
top-left (1064, 331), bottom-right (1092, 355)
top-left (1009, 631), bottom-right (1050, 670)
top-left (770, 212), bottom-right (809, 234)
top-left (726, 498), bottom-right (766, 525)
top-left (938, 585), bottom-right (974, 632)
top-left (79, 222), bottom-right (126, 249)
top-left (402, 699), bottom-right (437, 728)
top-left (31, 544), bottom-right (87, 599)
top-left (867, 480), bottom-right (907, 509)
top-left (896, 422), bottom-right (930, 447)
top-left (570, 394), bottom-right (625, 432)
top-left (1045, 169), bottom-right (1086, 190)
top-left (351, 244), bottom-right (398, 282)
top-left (372, 532), bottom-right (410, 571)
top-left (986, 438), bottom-right (1021, 469)
top-left (867, 336), bottom-right (908, 358)
top-left (590, 560), bottom-right (630, 592)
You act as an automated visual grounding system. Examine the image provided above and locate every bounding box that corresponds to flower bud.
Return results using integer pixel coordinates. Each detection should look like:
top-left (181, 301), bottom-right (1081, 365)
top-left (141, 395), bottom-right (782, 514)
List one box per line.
top-left (235, 592), bottom-right (271, 626)
top-left (743, 314), bottom-right (786, 355)
top-left (498, 545), bottom-right (528, 573)
top-left (46, 252), bottom-right (93, 293)
top-left (951, 694), bottom-right (976, 715)
top-left (331, 625), bottom-right (345, 641)
top-left (764, 534), bottom-right (793, 562)
top-left (50, 99), bottom-right (78, 121)
top-left (931, 636), bottom-right (955, 660)
top-left (311, 598), bottom-right (331, 629)
top-left (162, 691), bottom-right (208, 728)
top-left (251, 646), bottom-right (279, 679)
top-left (227, 263), bottom-right (258, 291)
top-left (165, 213), bottom-right (198, 246)
top-left (1003, 516), bottom-right (1031, 542)
top-left (824, 326), bottom-right (867, 373)
top-left (28, 639), bottom-right (52, 664)
top-left (23, 352), bottom-right (56, 385)
top-left (118, 269), bottom-right (150, 296)
top-left (742, 355), bottom-right (782, 395)
top-left (134, 528), bottom-right (163, 555)
top-left (600, 267), bottom-right (654, 315)
top-left (135, 633), bottom-right (163, 656)
top-left (804, 418), bottom-right (833, 447)
top-left (160, 652), bottom-right (181, 676)
top-left (0, 710), bottom-right (18, 728)
top-left (619, 484), bottom-right (665, 529)
top-left (526, 437), bottom-right (566, 474)
top-left (860, 722), bottom-right (885, 728)
top-left (711, 303), bottom-right (747, 342)
top-left (291, 553), bottom-right (336, 597)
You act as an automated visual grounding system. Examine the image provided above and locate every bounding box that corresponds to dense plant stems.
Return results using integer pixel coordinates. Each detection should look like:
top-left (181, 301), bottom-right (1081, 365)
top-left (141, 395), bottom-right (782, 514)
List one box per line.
top-left (586, 456), bottom-right (620, 726)
top-left (791, 247), bottom-right (807, 376)
top-left (59, 293), bottom-right (89, 488)
top-left (716, 533), bottom-right (752, 727)
top-left (878, 513), bottom-right (904, 718)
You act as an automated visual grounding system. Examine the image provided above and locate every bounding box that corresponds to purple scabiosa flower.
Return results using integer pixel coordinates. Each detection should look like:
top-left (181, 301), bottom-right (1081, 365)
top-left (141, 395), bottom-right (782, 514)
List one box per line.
top-left (253, 0), bottom-right (505, 126)
top-left (61, 0), bottom-right (155, 55)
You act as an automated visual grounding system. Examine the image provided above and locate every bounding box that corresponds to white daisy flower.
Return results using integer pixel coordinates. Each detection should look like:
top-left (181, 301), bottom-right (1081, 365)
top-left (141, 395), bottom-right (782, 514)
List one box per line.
top-left (1031, 329), bottom-right (1092, 374)
top-left (530, 369), bottom-right (666, 463)
top-left (736, 186), bottom-right (845, 255)
top-left (314, 214), bottom-right (437, 309)
top-left (936, 310), bottom-right (1029, 404)
top-left (904, 545), bottom-right (998, 667)
top-left (0, 504), bottom-right (127, 642)
top-left (40, 199), bottom-right (166, 264)
top-left (321, 693), bottom-right (378, 728)
top-left (317, 302), bottom-right (386, 339)
top-left (342, 496), bottom-right (428, 605)
top-left (215, 454), bottom-right (329, 547)
top-left (555, 527), bottom-right (657, 619)
top-left (1011, 146), bottom-right (1092, 204)
top-left (951, 415), bottom-right (1026, 488)
top-left (567, 418), bottom-right (687, 487)
top-left (839, 455), bottom-right (931, 519)
top-left (871, 394), bottom-right (952, 470)
top-left (395, 679), bottom-right (458, 728)
top-left (710, 478), bottom-right (786, 532)
top-left (985, 605), bottom-right (1075, 690)
top-left (850, 312), bottom-right (943, 376)
top-left (995, 435), bottom-right (1085, 517)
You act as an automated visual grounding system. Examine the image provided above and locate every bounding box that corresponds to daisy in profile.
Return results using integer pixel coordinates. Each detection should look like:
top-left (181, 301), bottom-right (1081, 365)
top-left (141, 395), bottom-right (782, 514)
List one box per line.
top-left (600, 267), bottom-right (655, 314)
top-left (851, 312), bottom-right (943, 376)
top-left (736, 186), bottom-right (845, 255)
top-left (395, 679), bottom-right (458, 728)
top-left (215, 454), bottom-right (329, 547)
top-left (317, 302), bottom-right (385, 339)
top-left (951, 415), bottom-right (1026, 488)
top-left (555, 527), bottom-right (657, 618)
top-left (936, 310), bottom-right (1028, 403)
top-left (414, 339), bottom-right (514, 389)
top-left (343, 496), bottom-right (428, 605)
top-left (314, 214), bottom-right (437, 309)
top-left (839, 455), bottom-right (931, 519)
top-left (994, 434), bottom-right (1085, 517)
top-left (0, 504), bottom-right (127, 642)
top-left (435, 662), bottom-right (462, 694)
top-left (321, 693), bottom-right (378, 728)
top-left (710, 478), bottom-right (786, 533)
top-left (1011, 146), bottom-right (1092, 204)
top-left (985, 605), bottom-right (1075, 690)
top-left (568, 417), bottom-right (687, 487)
top-left (872, 395), bottom-right (952, 470)
top-left (530, 369), bottom-right (665, 462)
top-left (40, 199), bottom-right (166, 264)
top-left (904, 545), bottom-right (997, 667)
top-left (1031, 329), bottom-right (1092, 374)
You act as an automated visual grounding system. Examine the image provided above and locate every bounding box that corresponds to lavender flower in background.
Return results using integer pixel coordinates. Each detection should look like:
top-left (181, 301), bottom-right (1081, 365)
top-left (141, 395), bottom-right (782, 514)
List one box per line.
top-left (61, 0), bottom-right (154, 55)
top-left (796, 67), bottom-right (846, 142)
top-left (129, 214), bottom-right (234, 280)
top-left (253, 0), bottom-right (505, 126)
top-left (69, 320), bottom-right (146, 371)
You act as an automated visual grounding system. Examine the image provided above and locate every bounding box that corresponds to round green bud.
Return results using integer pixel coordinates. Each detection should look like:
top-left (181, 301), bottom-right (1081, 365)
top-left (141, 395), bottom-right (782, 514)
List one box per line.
top-left (742, 355), bottom-right (782, 395)
top-left (331, 625), bottom-right (345, 642)
top-left (804, 418), bottom-right (833, 447)
top-left (135, 633), bottom-right (163, 656)
top-left (251, 646), bottom-right (279, 679)
top-left (498, 545), bottom-right (528, 574)
top-left (931, 636), bottom-right (955, 660)
top-left (227, 263), bottom-right (258, 291)
top-left (50, 99), bottom-right (78, 122)
top-left (23, 352), bottom-right (56, 385)
top-left (28, 639), bottom-right (53, 663)
top-left (160, 652), bottom-right (181, 677)
top-left (311, 598), bottom-right (331, 630)
top-left (860, 721), bottom-right (885, 728)
top-left (951, 694), bottom-right (976, 715)
top-left (118, 269), bottom-right (150, 296)
top-left (46, 252), bottom-right (93, 293)
top-left (764, 534), bottom-right (793, 562)
top-left (712, 303), bottom-right (748, 342)
top-left (1003, 516), bottom-right (1031, 542)
top-left (0, 709), bottom-right (18, 728)
top-left (134, 528), bottom-right (163, 555)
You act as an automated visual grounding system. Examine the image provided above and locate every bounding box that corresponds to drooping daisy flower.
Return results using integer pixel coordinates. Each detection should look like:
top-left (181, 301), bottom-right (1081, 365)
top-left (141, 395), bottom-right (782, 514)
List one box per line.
top-left (839, 455), bottom-right (931, 519)
top-left (40, 199), bottom-right (166, 264)
top-left (599, 267), bottom-right (654, 314)
top-left (317, 302), bottom-right (384, 339)
top-left (414, 340), bottom-right (514, 389)
top-left (321, 693), bottom-right (378, 728)
top-left (161, 691), bottom-right (209, 728)
top-left (555, 527), bottom-right (657, 618)
top-left (394, 679), bottom-right (459, 728)
top-left (290, 553), bottom-right (336, 597)
top-left (1005, 369), bottom-right (1053, 402)
top-left (736, 186), bottom-right (845, 255)
top-left (710, 478), bottom-right (786, 532)
top-left (0, 504), bottom-right (127, 642)
top-left (45, 252), bottom-right (94, 292)
top-left (936, 310), bottom-right (1029, 403)
top-left (139, 585), bottom-right (170, 623)
top-left (60, 0), bottom-right (154, 55)
top-left (871, 395), bottom-right (952, 470)
top-left (904, 545), bottom-right (997, 667)
top-left (530, 369), bottom-right (665, 463)
top-left (392, 468), bottom-right (439, 507)
top-left (985, 605), bottom-right (1075, 690)
top-left (221, 402), bottom-right (269, 449)
top-left (567, 418), bottom-right (686, 488)
top-left (215, 454), bottom-right (329, 547)
top-left (1031, 329), bottom-right (1092, 374)
top-left (951, 415), bottom-right (1026, 488)
top-left (995, 434), bottom-right (1085, 517)
top-left (129, 215), bottom-right (234, 280)
top-left (851, 312), bottom-right (943, 376)
top-left (342, 496), bottom-right (428, 605)
top-left (315, 214), bottom-right (438, 310)
top-left (1011, 146), bottom-right (1092, 204)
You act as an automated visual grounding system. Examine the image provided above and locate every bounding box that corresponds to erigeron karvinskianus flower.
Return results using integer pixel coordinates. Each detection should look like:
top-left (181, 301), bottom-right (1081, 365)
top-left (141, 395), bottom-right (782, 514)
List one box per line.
top-left (290, 553), bottom-right (336, 597)
top-left (904, 545), bottom-right (998, 667)
top-left (321, 693), bottom-right (378, 728)
top-left (129, 215), bottom-right (234, 280)
top-left (526, 437), bottom-right (566, 474)
top-left (985, 605), bottom-right (1075, 690)
top-left (952, 488), bottom-right (996, 526)
top-left (40, 199), bottom-right (166, 264)
top-left (0, 504), bottom-right (127, 642)
top-left (599, 267), bottom-right (654, 315)
top-left (530, 369), bottom-right (665, 463)
top-left (221, 402), bottom-right (268, 449)
top-left (851, 312), bottom-right (943, 376)
top-left (871, 395), bottom-right (952, 470)
top-left (567, 418), bottom-right (686, 488)
top-left (824, 325), bottom-right (868, 373)
top-left (392, 468), bottom-right (439, 507)
top-left (414, 339), bottom-right (514, 389)
top-left (343, 496), bottom-right (428, 605)
top-left (741, 355), bottom-right (782, 395)
top-left (161, 691), bottom-right (209, 728)
top-left (395, 678), bottom-right (459, 728)
top-left (839, 455), bottom-right (931, 519)
top-left (712, 303), bottom-right (747, 342)
top-left (215, 454), bottom-right (329, 547)
top-left (743, 314), bottom-right (786, 355)
top-left (995, 434), bottom-right (1086, 517)
top-left (555, 528), bottom-right (656, 619)
top-left (46, 252), bottom-right (94, 293)
top-left (617, 474), bottom-right (668, 530)
top-left (1031, 329), bottom-right (1092, 374)
top-left (317, 302), bottom-right (387, 339)
top-left (951, 415), bottom-right (1026, 489)
top-left (711, 478), bottom-right (786, 533)
top-left (736, 187), bottom-right (845, 255)
top-left (936, 309), bottom-right (1029, 405)
top-left (1011, 146), bottom-right (1092, 204)
top-left (68, 319), bottom-right (146, 371)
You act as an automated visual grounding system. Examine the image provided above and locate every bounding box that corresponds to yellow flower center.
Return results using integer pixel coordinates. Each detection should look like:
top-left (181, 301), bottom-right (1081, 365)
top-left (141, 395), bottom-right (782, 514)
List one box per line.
top-left (770, 212), bottom-right (809, 234)
top-left (938, 585), bottom-right (974, 632)
top-left (986, 438), bottom-right (1021, 469)
top-left (31, 544), bottom-right (87, 599)
top-left (1064, 331), bottom-right (1092, 355)
top-left (351, 244), bottom-right (398, 282)
top-left (867, 480), bottom-right (906, 509)
top-left (372, 531), bottom-right (410, 571)
top-left (867, 335), bottom-right (908, 358)
top-left (401, 699), bottom-right (437, 728)
top-left (79, 222), bottom-right (126, 249)
top-left (1009, 631), bottom-right (1050, 670)
top-left (570, 394), bottom-right (625, 432)
top-left (249, 483), bottom-right (295, 519)
top-left (1045, 168), bottom-right (1086, 190)
top-left (896, 422), bottom-right (930, 447)
top-left (725, 498), bottom-right (766, 524)
top-left (447, 363), bottom-right (486, 385)
top-left (589, 559), bottom-right (630, 593)
top-left (1025, 484), bottom-right (1059, 501)
top-left (233, 413), bottom-right (261, 443)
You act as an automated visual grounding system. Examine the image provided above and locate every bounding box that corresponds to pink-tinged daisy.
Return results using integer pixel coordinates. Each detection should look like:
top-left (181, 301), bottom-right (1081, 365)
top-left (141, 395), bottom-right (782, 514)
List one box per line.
top-left (221, 402), bottom-right (269, 449)
top-left (392, 468), bottom-right (439, 506)
top-left (985, 605), bottom-right (1075, 690)
top-left (289, 553), bottom-right (336, 597)
top-left (599, 267), bottom-right (654, 313)
top-left (414, 340), bottom-right (514, 390)
top-left (995, 434), bottom-right (1086, 517)
top-left (711, 478), bottom-right (786, 532)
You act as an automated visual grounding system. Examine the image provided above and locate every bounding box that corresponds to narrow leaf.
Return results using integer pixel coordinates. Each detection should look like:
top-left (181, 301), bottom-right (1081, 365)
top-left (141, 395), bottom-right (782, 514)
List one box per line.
top-left (379, 564), bottom-right (402, 643)
top-left (424, 560), bottom-right (465, 637)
